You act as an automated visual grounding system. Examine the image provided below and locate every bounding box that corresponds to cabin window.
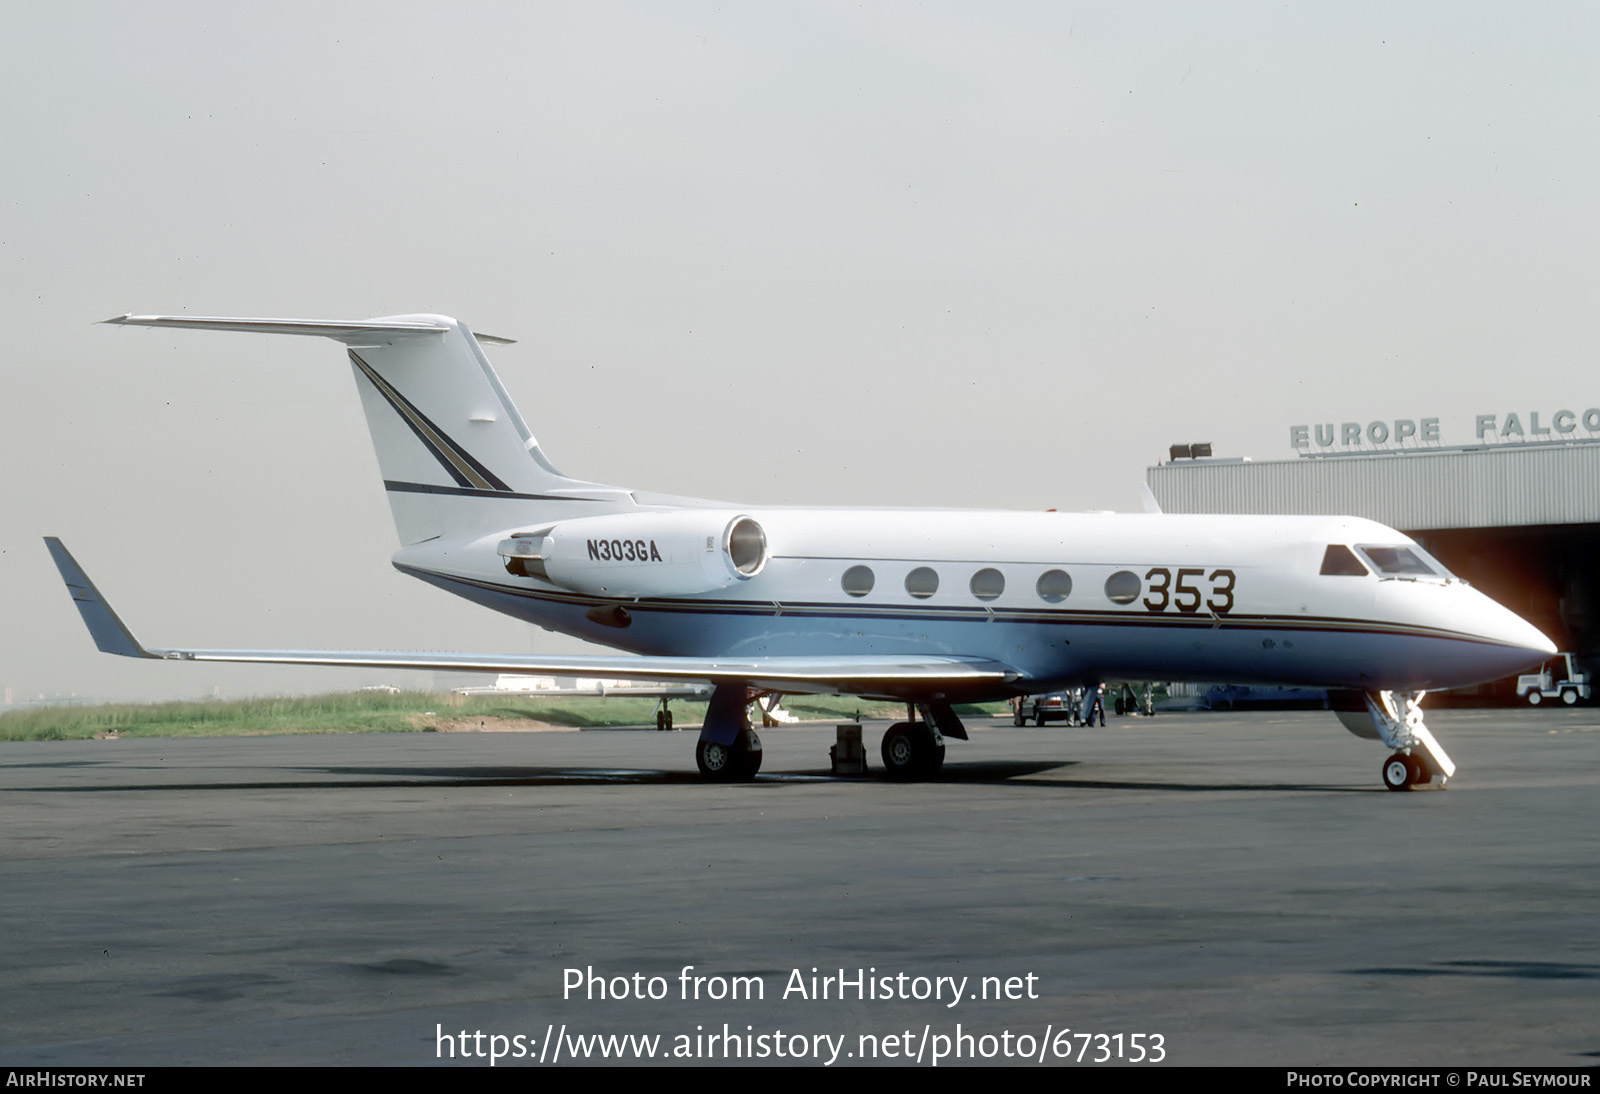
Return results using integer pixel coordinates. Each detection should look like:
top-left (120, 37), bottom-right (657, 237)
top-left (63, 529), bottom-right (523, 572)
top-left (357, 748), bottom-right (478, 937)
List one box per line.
top-left (1036, 569), bottom-right (1073, 602)
top-left (1357, 545), bottom-right (1437, 576)
top-left (1105, 570), bottom-right (1140, 604)
top-left (1319, 544), bottom-right (1369, 576)
top-left (841, 565), bottom-right (875, 597)
top-left (970, 568), bottom-right (1005, 601)
top-left (905, 566), bottom-right (939, 599)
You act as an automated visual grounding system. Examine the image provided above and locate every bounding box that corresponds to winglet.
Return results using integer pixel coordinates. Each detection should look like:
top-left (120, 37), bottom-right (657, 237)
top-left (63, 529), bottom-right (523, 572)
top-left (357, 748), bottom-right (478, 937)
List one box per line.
top-left (44, 538), bottom-right (158, 659)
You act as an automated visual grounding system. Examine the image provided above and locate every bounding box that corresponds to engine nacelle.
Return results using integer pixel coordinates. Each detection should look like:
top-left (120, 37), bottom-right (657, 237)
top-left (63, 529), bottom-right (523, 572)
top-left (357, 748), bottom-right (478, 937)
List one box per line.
top-left (497, 511), bottom-right (768, 597)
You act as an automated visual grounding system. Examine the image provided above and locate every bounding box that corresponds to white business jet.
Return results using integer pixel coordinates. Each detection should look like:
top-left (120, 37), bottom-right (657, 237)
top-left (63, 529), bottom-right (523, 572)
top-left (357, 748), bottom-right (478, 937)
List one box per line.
top-left (48, 313), bottom-right (1554, 788)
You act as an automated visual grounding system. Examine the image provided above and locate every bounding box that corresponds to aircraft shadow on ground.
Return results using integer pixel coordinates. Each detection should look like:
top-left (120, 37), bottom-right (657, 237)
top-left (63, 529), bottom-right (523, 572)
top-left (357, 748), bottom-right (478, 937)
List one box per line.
top-left (8, 761), bottom-right (1064, 791)
top-left (1344, 959), bottom-right (1600, 981)
top-left (8, 759), bottom-right (1371, 792)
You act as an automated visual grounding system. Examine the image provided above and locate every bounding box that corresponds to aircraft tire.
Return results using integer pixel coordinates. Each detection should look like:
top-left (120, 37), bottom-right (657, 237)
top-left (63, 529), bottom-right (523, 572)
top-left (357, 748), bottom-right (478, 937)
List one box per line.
top-left (1406, 753), bottom-right (1431, 786)
top-left (737, 730), bottom-right (763, 779)
top-left (1381, 753), bottom-right (1413, 791)
top-left (697, 738), bottom-right (735, 780)
top-left (880, 723), bottom-right (943, 781)
top-left (697, 734), bottom-right (758, 782)
top-left (881, 724), bottom-right (917, 780)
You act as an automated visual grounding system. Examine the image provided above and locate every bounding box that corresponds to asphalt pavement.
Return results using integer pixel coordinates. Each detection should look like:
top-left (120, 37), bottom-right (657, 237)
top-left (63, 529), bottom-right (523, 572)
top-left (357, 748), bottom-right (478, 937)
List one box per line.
top-left (1, 708), bottom-right (1595, 1066)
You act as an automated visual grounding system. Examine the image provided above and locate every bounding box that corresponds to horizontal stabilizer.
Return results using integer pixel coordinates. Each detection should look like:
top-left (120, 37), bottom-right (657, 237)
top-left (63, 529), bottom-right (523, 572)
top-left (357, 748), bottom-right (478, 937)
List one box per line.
top-left (101, 314), bottom-right (515, 347)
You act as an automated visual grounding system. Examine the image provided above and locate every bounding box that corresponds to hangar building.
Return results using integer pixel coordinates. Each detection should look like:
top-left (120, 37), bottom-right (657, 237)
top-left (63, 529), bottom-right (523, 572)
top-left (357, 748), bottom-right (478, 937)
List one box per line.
top-left (1147, 425), bottom-right (1600, 699)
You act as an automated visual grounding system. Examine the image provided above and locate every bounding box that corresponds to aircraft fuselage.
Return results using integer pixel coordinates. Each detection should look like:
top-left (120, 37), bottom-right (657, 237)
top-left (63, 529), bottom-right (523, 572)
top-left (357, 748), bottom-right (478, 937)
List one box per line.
top-left (396, 507), bottom-right (1550, 700)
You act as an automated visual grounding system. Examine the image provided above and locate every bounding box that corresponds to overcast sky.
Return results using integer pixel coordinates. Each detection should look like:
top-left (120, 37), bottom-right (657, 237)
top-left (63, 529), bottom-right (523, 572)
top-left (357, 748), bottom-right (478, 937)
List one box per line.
top-left (4, 1), bottom-right (1598, 704)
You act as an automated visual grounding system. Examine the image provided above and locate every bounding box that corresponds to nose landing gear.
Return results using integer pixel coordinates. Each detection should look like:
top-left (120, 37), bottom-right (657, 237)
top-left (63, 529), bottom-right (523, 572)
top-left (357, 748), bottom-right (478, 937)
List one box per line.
top-left (1365, 691), bottom-right (1452, 791)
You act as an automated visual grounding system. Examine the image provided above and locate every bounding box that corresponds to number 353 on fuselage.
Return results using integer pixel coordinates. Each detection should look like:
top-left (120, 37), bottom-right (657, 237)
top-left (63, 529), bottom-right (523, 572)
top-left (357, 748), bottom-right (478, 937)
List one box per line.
top-left (48, 313), bottom-right (1553, 789)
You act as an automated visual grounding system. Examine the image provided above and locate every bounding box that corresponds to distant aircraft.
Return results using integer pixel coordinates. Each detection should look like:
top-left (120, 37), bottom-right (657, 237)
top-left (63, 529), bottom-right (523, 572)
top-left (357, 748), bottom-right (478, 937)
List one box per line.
top-left (449, 675), bottom-right (712, 731)
top-left (48, 313), bottom-right (1555, 787)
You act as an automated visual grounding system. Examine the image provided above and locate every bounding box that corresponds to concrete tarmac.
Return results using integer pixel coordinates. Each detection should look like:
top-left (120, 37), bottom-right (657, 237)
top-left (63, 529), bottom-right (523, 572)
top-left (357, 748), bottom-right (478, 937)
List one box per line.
top-left (1, 708), bottom-right (1596, 1067)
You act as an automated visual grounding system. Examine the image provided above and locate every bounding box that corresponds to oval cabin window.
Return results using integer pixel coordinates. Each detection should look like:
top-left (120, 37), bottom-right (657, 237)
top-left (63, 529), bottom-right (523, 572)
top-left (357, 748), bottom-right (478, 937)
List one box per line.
top-left (970, 568), bottom-right (1005, 601)
top-left (841, 565), bottom-right (875, 597)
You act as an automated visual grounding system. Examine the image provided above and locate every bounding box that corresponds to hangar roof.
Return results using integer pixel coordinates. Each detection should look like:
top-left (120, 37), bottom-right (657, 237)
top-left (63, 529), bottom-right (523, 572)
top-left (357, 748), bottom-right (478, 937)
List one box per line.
top-left (1146, 442), bottom-right (1600, 530)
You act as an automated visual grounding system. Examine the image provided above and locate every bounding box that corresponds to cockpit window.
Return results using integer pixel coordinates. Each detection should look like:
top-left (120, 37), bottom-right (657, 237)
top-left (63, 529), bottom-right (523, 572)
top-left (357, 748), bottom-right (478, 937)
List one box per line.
top-left (1319, 545), bottom-right (1369, 576)
top-left (1356, 545), bottom-right (1438, 576)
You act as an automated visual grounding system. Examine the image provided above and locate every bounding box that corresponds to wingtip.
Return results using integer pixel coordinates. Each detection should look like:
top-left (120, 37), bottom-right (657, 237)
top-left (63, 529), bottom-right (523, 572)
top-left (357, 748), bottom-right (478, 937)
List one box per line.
top-left (44, 538), bottom-right (155, 659)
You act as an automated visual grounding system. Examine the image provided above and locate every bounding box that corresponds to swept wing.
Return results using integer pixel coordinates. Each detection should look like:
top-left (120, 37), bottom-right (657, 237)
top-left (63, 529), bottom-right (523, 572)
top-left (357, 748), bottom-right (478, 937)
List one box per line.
top-left (46, 539), bottom-right (1019, 697)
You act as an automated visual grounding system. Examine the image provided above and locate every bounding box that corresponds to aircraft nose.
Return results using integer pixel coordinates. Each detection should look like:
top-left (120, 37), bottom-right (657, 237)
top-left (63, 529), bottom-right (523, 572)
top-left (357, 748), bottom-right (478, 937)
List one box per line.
top-left (1477, 593), bottom-right (1556, 672)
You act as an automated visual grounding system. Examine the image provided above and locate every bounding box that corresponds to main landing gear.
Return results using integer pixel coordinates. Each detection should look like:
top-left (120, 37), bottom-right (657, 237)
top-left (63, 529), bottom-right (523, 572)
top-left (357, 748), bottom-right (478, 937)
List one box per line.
top-left (695, 730), bottom-right (762, 781)
top-left (690, 689), bottom-right (968, 783)
top-left (879, 702), bottom-right (967, 781)
top-left (694, 684), bottom-right (763, 782)
top-left (880, 721), bottom-right (944, 780)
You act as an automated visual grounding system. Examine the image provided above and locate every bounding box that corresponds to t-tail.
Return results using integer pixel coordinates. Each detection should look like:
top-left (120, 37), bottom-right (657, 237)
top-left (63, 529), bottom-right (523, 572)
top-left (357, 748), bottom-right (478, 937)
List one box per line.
top-left (103, 313), bottom-right (633, 542)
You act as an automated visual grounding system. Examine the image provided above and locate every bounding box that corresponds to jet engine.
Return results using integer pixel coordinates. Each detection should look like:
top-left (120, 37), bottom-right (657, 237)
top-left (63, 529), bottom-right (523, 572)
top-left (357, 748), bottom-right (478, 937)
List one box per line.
top-left (497, 511), bottom-right (768, 597)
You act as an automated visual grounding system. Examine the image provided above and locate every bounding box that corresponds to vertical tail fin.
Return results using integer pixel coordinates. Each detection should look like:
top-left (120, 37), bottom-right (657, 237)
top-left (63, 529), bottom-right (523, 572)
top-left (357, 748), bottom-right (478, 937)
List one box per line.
top-left (103, 313), bottom-right (627, 543)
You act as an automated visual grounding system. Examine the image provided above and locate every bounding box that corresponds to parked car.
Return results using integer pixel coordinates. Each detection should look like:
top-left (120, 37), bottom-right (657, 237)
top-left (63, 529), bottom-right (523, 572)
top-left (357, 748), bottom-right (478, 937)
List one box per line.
top-left (1013, 692), bottom-right (1076, 726)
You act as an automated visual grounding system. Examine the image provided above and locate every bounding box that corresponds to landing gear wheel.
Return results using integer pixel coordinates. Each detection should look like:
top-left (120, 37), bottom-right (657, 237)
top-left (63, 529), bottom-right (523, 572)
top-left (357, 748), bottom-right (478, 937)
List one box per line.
top-left (696, 730), bottom-right (760, 781)
top-left (697, 738), bottom-right (735, 780)
top-left (880, 722), bottom-right (944, 781)
top-left (1406, 753), bottom-right (1432, 786)
top-left (881, 725), bottom-right (916, 778)
top-left (1527, 691), bottom-right (1543, 706)
top-left (737, 729), bottom-right (763, 779)
top-left (656, 710), bottom-right (674, 731)
top-left (1382, 752), bottom-right (1416, 791)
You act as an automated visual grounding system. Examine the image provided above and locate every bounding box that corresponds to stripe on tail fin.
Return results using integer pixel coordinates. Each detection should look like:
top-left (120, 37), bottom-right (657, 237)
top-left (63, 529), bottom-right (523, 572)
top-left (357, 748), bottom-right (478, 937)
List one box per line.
top-left (348, 349), bottom-right (514, 492)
